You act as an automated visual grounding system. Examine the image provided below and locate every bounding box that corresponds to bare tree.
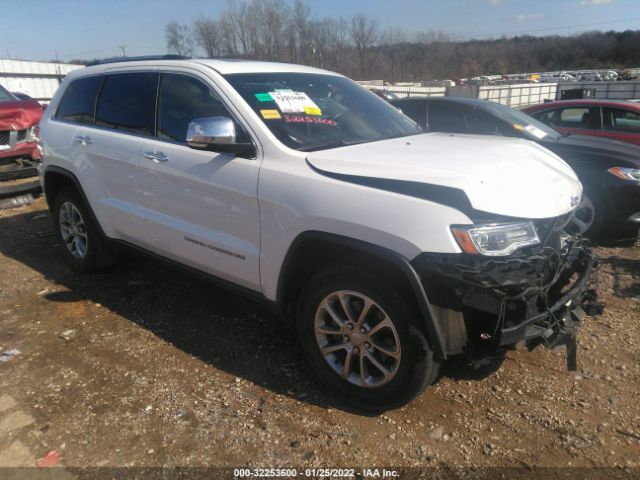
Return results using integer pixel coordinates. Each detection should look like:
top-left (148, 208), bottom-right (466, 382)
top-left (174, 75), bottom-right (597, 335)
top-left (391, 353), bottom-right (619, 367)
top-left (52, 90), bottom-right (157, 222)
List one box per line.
top-left (350, 15), bottom-right (379, 79)
top-left (165, 22), bottom-right (194, 57)
top-left (322, 17), bottom-right (350, 73)
top-left (261, 0), bottom-right (289, 61)
top-left (383, 27), bottom-right (406, 82)
top-left (163, 2), bottom-right (640, 83)
top-left (290, 0), bottom-right (312, 64)
top-left (194, 17), bottom-right (220, 58)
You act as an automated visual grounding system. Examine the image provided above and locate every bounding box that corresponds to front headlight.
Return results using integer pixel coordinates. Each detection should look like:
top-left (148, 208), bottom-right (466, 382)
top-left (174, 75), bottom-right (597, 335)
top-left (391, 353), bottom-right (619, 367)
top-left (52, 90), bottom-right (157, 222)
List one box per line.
top-left (608, 167), bottom-right (640, 181)
top-left (451, 222), bottom-right (540, 256)
top-left (27, 125), bottom-right (39, 143)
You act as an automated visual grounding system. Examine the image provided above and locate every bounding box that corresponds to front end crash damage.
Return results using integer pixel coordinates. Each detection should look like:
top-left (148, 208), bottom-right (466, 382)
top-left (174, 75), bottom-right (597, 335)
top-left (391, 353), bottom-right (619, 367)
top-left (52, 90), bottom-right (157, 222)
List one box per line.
top-left (0, 102), bottom-right (43, 206)
top-left (412, 215), bottom-right (604, 370)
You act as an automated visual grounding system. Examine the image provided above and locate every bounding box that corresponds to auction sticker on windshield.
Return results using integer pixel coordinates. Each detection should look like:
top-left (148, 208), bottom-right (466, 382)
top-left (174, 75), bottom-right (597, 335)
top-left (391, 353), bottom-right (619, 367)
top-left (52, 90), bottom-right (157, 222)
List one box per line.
top-left (269, 91), bottom-right (322, 114)
top-left (260, 109), bottom-right (281, 120)
top-left (524, 124), bottom-right (547, 139)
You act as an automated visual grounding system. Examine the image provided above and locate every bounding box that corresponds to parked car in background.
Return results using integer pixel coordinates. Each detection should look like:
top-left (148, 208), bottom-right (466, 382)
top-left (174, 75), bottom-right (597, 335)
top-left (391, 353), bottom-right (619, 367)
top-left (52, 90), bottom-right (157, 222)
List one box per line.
top-left (523, 100), bottom-right (640, 147)
top-left (39, 56), bottom-right (600, 410)
top-left (370, 89), bottom-right (400, 101)
top-left (538, 72), bottom-right (575, 83)
top-left (391, 96), bottom-right (640, 238)
top-left (573, 71), bottom-right (603, 82)
top-left (12, 92), bottom-right (34, 101)
top-left (0, 83), bottom-right (43, 185)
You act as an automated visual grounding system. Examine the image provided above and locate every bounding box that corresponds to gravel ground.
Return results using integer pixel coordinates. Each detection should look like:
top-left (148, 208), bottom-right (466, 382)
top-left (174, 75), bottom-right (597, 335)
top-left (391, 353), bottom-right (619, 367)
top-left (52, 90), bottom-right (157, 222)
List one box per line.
top-left (0, 198), bottom-right (638, 479)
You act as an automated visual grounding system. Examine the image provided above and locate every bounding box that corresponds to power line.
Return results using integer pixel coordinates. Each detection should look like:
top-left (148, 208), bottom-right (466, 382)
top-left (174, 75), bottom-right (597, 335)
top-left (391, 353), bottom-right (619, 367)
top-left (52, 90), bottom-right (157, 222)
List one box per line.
top-left (461, 16), bottom-right (640, 40)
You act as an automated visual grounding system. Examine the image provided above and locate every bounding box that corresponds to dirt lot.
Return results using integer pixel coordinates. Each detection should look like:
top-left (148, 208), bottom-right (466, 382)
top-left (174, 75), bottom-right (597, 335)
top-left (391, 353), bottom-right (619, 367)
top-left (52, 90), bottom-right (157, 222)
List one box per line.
top-left (0, 197), bottom-right (639, 478)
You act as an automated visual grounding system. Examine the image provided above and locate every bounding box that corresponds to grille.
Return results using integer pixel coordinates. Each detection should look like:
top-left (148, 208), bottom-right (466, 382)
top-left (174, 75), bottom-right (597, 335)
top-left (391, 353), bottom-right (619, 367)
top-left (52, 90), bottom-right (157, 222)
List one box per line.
top-left (0, 131), bottom-right (9, 146)
top-left (534, 212), bottom-right (573, 245)
top-left (17, 129), bottom-right (27, 143)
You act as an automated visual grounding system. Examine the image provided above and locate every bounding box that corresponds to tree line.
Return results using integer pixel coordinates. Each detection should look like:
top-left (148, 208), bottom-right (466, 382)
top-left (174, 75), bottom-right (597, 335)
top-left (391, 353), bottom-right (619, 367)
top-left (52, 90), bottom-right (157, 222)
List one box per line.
top-left (164, 0), bottom-right (640, 82)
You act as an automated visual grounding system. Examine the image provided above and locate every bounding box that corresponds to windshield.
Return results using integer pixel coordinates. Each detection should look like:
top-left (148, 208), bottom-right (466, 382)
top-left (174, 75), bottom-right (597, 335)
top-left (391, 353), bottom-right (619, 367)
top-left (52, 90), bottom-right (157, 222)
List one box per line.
top-left (482, 101), bottom-right (561, 140)
top-left (0, 84), bottom-right (16, 102)
top-left (224, 73), bottom-right (422, 151)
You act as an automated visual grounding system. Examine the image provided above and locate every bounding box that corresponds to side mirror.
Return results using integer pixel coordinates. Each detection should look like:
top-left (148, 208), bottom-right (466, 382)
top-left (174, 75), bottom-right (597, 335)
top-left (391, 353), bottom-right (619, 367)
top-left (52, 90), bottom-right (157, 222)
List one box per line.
top-left (186, 117), bottom-right (254, 156)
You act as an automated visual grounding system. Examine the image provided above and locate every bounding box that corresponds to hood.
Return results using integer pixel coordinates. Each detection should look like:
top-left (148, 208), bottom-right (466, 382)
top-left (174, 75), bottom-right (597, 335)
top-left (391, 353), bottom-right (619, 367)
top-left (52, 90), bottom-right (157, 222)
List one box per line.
top-left (306, 133), bottom-right (582, 220)
top-left (541, 134), bottom-right (640, 167)
top-left (0, 100), bottom-right (43, 131)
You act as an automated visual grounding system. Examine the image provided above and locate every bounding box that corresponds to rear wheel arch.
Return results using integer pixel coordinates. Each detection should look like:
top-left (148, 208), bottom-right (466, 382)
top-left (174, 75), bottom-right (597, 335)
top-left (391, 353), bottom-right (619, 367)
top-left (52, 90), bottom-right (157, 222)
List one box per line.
top-left (44, 168), bottom-right (76, 207)
top-left (276, 231), bottom-right (447, 360)
top-left (43, 166), bottom-right (106, 237)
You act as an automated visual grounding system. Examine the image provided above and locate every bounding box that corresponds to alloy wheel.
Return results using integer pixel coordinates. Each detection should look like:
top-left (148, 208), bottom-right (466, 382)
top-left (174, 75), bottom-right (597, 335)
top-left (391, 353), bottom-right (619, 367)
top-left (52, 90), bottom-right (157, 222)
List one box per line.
top-left (314, 290), bottom-right (401, 388)
top-left (59, 201), bottom-right (89, 259)
top-left (571, 195), bottom-right (595, 234)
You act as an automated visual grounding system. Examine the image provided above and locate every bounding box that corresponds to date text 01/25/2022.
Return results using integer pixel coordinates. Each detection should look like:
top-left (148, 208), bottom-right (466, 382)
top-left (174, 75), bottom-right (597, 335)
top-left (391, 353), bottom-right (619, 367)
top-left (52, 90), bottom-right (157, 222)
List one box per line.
top-left (233, 468), bottom-right (399, 478)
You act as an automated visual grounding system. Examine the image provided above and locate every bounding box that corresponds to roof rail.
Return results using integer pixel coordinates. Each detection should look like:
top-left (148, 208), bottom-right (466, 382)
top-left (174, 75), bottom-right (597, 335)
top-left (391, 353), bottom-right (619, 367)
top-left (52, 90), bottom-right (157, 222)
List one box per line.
top-left (85, 55), bottom-right (191, 67)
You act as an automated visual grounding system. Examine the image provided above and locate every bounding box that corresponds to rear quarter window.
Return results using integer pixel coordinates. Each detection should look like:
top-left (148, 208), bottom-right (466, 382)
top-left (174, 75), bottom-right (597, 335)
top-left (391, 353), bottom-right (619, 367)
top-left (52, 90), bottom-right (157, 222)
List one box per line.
top-left (55, 76), bottom-right (103, 125)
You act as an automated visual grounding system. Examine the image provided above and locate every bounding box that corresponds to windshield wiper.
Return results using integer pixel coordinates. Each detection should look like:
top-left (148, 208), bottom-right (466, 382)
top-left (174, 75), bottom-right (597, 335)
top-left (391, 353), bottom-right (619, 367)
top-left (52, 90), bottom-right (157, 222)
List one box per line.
top-left (299, 139), bottom-right (366, 152)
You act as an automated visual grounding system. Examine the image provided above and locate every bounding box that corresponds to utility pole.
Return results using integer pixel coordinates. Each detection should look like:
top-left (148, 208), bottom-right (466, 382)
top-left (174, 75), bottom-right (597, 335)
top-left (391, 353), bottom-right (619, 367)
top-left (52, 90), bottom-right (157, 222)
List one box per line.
top-left (118, 45), bottom-right (127, 57)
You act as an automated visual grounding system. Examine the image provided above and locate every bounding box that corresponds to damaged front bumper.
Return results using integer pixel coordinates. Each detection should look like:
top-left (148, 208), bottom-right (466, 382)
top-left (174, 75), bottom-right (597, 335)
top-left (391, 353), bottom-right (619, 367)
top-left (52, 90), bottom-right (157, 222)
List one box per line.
top-left (412, 220), bottom-right (603, 369)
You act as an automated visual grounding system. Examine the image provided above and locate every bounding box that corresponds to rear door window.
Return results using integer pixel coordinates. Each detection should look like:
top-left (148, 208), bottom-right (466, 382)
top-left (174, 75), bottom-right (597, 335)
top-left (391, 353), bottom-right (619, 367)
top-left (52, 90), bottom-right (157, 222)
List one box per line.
top-left (603, 107), bottom-right (640, 134)
top-left (535, 107), bottom-right (598, 129)
top-left (56, 76), bottom-right (103, 125)
top-left (95, 72), bottom-right (159, 136)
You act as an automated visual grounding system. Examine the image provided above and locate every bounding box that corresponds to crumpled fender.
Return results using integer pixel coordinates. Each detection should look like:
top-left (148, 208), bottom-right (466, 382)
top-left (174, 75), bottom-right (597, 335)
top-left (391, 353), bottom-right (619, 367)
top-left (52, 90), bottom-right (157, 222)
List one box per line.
top-left (0, 100), bottom-right (43, 130)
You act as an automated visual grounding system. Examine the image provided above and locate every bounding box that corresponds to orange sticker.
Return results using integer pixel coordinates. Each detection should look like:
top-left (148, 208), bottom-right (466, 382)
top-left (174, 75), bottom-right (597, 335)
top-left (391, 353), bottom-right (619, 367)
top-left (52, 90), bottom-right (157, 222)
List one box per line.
top-left (260, 109), bottom-right (281, 120)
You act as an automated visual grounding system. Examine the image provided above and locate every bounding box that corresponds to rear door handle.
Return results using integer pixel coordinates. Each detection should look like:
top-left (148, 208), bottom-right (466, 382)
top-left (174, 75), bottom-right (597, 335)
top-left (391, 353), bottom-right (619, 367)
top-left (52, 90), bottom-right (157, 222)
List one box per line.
top-left (75, 135), bottom-right (93, 145)
top-left (143, 151), bottom-right (169, 163)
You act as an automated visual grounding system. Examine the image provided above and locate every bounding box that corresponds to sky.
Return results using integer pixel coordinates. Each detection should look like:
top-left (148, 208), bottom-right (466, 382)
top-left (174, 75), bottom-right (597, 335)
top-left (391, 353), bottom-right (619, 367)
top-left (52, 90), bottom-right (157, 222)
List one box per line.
top-left (2, 0), bottom-right (640, 62)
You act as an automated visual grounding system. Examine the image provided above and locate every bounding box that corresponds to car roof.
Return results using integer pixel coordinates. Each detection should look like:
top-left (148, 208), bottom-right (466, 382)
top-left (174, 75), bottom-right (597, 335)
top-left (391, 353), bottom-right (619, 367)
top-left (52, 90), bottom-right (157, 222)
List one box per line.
top-left (69, 58), bottom-right (340, 79)
top-left (524, 99), bottom-right (640, 111)
top-left (392, 96), bottom-right (490, 108)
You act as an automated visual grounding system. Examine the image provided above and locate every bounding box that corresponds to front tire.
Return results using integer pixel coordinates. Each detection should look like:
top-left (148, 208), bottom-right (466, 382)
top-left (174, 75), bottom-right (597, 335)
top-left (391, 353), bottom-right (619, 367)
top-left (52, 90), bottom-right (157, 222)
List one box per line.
top-left (296, 265), bottom-right (438, 412)
top-left (52, 187), bottom-right (117, 272)
top-left (571, 192), bottom-right (604, 239)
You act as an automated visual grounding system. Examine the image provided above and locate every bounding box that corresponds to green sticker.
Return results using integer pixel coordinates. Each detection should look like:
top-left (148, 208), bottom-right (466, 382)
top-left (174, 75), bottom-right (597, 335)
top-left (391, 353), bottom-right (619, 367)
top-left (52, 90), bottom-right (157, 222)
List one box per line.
top-left (254, 92), bottom-right (273, 102)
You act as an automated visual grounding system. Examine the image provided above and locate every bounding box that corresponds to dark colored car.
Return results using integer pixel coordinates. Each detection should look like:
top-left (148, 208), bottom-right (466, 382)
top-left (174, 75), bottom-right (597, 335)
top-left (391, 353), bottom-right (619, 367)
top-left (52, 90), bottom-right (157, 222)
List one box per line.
top-left (370, 89), bottom-right (400, 102)
top-left (391, 96), bottom-right (640, 238)
top-left (523, 99), bottom-right (640, 147)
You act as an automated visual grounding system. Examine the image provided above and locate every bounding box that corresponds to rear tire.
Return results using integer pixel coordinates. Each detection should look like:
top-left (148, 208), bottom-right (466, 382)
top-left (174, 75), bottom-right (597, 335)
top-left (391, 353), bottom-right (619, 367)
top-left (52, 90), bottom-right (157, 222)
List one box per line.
top-left (296, 265), bottom-right (438, 412)
top-left (52, 187), bottom-right (118, 272)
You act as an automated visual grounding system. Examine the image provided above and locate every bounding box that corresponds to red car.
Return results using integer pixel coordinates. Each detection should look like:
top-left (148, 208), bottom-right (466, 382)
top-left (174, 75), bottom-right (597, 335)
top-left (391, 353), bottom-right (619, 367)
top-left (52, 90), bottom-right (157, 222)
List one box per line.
top-left (523, 99), bottom-right (640, 146)
top-left (0, 84), bottom-right (43, 165)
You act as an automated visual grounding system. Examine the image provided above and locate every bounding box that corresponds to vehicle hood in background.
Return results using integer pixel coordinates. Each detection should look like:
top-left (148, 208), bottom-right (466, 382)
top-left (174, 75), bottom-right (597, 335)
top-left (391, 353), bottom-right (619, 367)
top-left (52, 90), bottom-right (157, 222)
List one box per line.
top-left (307, 133), bottom-right (582, 220)
top-left (0, 100), bottom-right (43, 131)
top-left (542, 134), bottom-right (640, 167)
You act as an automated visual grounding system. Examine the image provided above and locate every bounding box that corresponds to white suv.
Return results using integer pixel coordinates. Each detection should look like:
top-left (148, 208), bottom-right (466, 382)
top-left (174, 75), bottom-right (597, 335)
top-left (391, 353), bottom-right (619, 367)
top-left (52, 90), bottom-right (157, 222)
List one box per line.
top-left (39, 57), bottom-right (600, 410)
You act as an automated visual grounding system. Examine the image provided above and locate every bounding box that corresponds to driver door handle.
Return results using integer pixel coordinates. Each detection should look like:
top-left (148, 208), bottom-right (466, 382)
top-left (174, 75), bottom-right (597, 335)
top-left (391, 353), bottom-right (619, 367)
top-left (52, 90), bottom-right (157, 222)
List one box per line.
top-left (75, 135), bottom-right (93, 145)
top-left (143, 151), bottom-right (169, 163)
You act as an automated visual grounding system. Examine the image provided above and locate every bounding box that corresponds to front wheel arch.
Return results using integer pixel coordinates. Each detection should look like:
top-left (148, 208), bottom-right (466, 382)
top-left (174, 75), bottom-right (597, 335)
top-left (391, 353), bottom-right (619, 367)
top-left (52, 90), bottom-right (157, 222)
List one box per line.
top-left (276, 231), bottom-right (448, 360)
